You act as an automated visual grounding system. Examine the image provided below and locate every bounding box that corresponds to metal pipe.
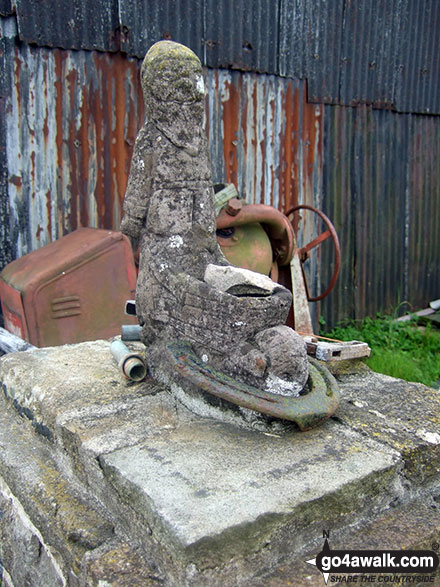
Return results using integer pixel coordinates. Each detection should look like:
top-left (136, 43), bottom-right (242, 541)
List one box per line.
top-left (110, 340), bottom-right (146, 381)
top-left (121, 324), bottom-right (142, 341)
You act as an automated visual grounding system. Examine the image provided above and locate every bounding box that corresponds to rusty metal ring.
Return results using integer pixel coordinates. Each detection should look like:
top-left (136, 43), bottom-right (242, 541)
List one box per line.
top-left (285, 204), bottom-right (341, 302)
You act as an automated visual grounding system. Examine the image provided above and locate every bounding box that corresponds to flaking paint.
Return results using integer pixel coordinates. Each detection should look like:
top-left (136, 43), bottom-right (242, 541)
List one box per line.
top-left (5, 48), bottom-right (323, 262)
top-left (3, 38), bottom-right (439, 330)
top-left (205, 69), bottom-right (323, 213)
top-left (5, 45), bottom-right (144, 258)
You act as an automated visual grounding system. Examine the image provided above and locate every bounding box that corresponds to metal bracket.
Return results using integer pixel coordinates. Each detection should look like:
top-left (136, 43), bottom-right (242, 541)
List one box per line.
top-left (303, 337), bottom-right (371, 361)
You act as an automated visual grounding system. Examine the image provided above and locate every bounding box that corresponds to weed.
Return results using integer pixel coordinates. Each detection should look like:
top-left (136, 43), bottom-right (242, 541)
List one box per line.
top-left (325, 314), bottom-right (440, 388)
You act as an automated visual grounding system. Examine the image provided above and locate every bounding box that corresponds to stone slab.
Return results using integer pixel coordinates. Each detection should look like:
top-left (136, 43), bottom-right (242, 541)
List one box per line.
top-left (0, 393), bottom-right (114, 578)
top-left (330, 368), bottom-right (440, 484)
top-left (257, 499), bottom-right (440, 586)
top-left (81, 540), bottom-right (165, 586)
top-left (0, 339), bottom-right (164, 442)
top-left (101, 417), bottom-right (401, 573)
top-left (3, 341), bottom-right (440, 584)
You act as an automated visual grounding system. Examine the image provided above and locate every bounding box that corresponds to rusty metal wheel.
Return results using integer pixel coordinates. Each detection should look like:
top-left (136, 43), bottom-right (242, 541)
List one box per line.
top-left (286, 204), bottom-right (341, 302)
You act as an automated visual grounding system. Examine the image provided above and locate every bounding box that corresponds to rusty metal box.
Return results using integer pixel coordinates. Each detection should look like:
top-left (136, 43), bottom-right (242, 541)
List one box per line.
top-left (0, 228), bottom-right (137, 347)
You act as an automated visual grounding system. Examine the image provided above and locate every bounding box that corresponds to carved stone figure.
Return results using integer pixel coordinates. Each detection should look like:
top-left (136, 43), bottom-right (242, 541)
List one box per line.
top-left (121, 40), bottom-right (310, 397)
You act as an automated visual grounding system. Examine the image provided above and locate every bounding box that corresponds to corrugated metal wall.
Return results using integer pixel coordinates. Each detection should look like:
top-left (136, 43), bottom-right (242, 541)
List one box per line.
top-left (1, 1), bottom-right (439, 328)
top-left (320, 105), bottom-right (440, 326)
top-left (2, 27), bottom-right (144, 258)
top-left (206, 69), bottom-right (323, 212)
top-left (1, 29), bottom-right (323, 259)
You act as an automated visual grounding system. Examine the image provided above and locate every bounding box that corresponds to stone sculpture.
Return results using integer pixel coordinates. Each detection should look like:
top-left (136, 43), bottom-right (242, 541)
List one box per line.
top-left (121, 40), bottom-right (339, 429)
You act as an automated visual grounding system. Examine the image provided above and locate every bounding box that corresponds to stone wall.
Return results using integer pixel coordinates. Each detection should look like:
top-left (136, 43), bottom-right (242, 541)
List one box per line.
top-left (1, 341), bottom-right (440, 585)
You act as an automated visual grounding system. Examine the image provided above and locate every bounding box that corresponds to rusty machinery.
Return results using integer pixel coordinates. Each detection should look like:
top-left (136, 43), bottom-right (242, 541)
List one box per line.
top-left (214, 185), bottom-right (369, 362)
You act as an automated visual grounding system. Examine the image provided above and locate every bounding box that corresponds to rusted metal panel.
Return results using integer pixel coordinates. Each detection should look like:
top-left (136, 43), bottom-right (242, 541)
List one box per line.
top-left (279, 0), bottom-right (344, 104)
top-left (338, 0), bottom-right (405, 109)
top-left (205, 68), bottom-right (324, 213)
top-left (338, 0), bottom-right (440, 114)
top-left (318, 104), bottom-right (440, 329)
top-left (4, 43), bottom-right (144, 260)
top-left (5, 0), bottom-right (440, 114)
top-left (204, 0), bottom-right (279, 74)
top-left (0, 228), bottom-right (137, 346)
top-left (118, 0), bottom-right (204, 60)
top-left (280, 0), bottom-right (440, 115)
top-left (407, 114), bottom-right (440, 306)
top-left (4, 41), bottom-right (324, 263)
top-left (14, 0), bottom-right (119, 52)
top-left (395, 0), bottom-right (440, 114)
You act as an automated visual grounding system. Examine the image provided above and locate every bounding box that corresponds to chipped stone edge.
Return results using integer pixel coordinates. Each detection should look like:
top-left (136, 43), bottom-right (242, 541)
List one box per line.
top-left (0, 474), bottom-right (68, 586)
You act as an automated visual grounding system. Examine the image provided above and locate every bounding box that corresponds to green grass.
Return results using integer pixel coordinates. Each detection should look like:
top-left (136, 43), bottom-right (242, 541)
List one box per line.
top-left (324, 313), bottom-right (440, 388)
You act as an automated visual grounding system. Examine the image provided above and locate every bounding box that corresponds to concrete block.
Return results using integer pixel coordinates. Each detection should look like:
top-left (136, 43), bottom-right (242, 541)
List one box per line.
top-left (101, 417), bottom-right (401, 580)
top-left (0, 394), bottom-right (114, 579)
top-left (332, 369), bottom-right (440, 483)
top-left (0, 340), bottom-right (162, 441)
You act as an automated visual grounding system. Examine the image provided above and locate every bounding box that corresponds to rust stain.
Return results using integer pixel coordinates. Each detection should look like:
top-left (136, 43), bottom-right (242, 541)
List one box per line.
top-left (269, 91), bottom-right (275, 208)
top-left (9, 175), bottom-right (22, 188)
top-left (54, 49), bottom-right (65, 236)
top-left (66, 66), bottom-right (79, 231)
top-left (113, 52), bottom-right (130, 215)
top-left (221, 77), bottom-right (240, 188)
top-left (251, 80), bottom-right (258, 203)
top-left (46, 190), bottom-right (52, 238)
top-left (280, 81), bottom-right (296, 213)
top-left (101, 52), bottom-right (114, 229)
top-left (79, 83), bottom-right (90, 228)
top-left (35, 224), bottom-right (43, 240)
top-left (14, 50), bottom-right (22, 120)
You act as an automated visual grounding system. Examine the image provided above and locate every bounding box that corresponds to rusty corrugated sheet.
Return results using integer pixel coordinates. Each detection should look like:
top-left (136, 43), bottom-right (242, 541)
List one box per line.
top-left (280, 0), bottom-right (440, 115)
top-left (279, 0), bottom-right (344, 104)
top-left (205, 69), bottom-right (324, 212)
top-left (320, 105), bottom-right (408, 326)
top-left (5, 1), bottom-right (440, 114)
top-left (4, 44), bottom-right (144, 258)
top-left (14, 0), bottom-right (120, 52)
top-left (2, 26), bottom-right (439, 329)
top-left (395, 0), bottom-right (440, 114)
top-left (320, 104), bottom-right (440, 328)
top-left (3, 39), bottom-right (324, 263)
top-left (118, 0), bottom-right (204, 60)
top-left (204, 0), bottom-right (280, 73)
top-left (407, 114), bottom-right (440, 305)
top-left (338, 0), bottom-right (405, 109)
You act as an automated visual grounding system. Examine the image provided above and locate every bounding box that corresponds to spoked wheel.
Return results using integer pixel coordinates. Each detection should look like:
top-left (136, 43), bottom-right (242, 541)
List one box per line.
top-left (286, 204), bottom-right (341, 302)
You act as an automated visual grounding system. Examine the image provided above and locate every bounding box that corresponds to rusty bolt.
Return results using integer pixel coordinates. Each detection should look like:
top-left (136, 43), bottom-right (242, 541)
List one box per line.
top-left (225, 198), bottom-right (243, 216)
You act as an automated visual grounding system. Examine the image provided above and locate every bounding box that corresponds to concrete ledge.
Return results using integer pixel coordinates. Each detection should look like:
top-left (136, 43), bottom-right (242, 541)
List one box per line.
top-left (0, 394), bottom-right (114, 583)
top-left (257, 498), bottom-right (440, 585)
top-left (333, 369), bottom-right (440, 484)
top-left (1, 341), bottom-right (440, 585)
